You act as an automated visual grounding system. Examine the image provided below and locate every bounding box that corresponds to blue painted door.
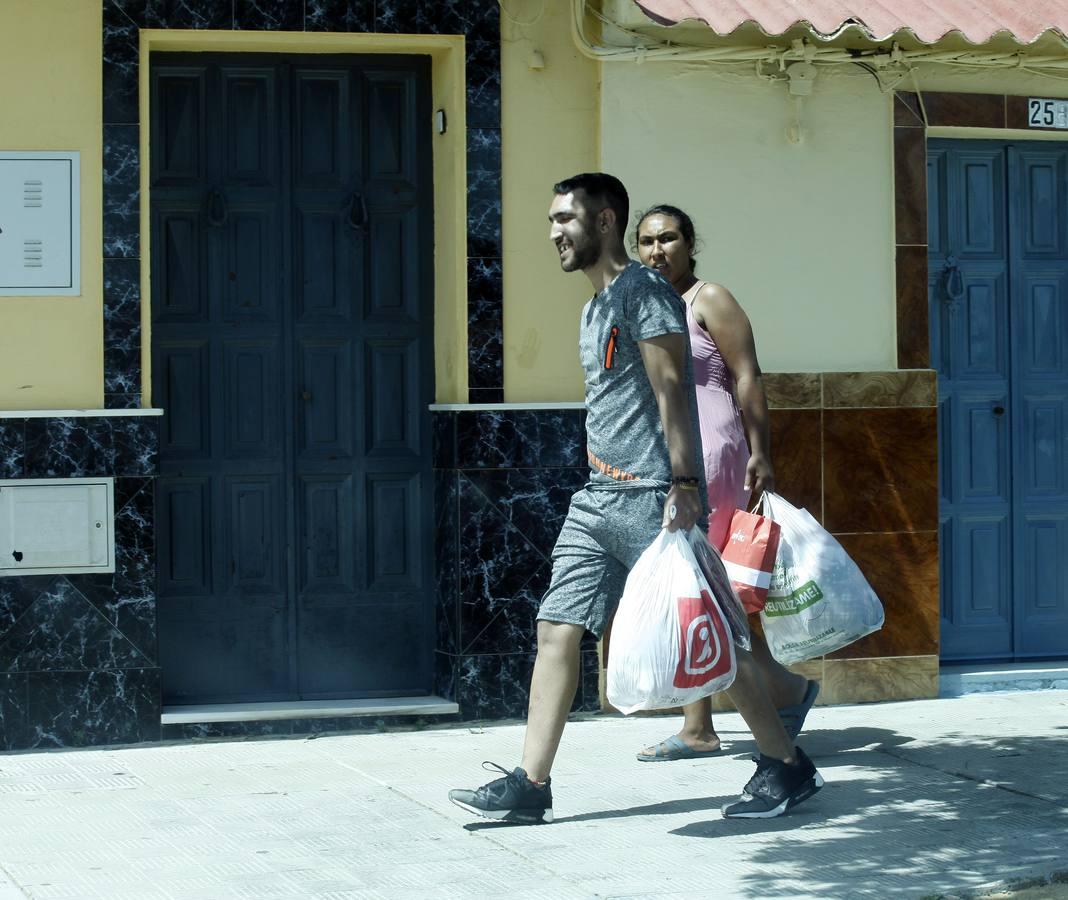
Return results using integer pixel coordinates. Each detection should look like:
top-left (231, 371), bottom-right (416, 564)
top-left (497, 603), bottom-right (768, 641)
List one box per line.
top-left (930, 139), bottom-right (1068, 661)
top-left (151, 54), bottom-right (434, 703)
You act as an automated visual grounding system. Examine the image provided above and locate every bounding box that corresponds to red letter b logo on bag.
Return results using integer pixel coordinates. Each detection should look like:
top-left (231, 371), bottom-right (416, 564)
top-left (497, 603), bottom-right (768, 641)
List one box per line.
top-left (673, 590), bottom-right (732, 689)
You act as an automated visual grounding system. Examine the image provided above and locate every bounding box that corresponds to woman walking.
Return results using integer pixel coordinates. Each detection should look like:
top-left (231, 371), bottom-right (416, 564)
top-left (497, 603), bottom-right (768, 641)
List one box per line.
top-left (633, 204), bottom-right (819, 761)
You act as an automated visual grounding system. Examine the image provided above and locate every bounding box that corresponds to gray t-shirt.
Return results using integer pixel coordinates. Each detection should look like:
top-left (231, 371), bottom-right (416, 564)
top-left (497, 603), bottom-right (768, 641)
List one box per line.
top-left (580, 261), bottom-right (705, 493)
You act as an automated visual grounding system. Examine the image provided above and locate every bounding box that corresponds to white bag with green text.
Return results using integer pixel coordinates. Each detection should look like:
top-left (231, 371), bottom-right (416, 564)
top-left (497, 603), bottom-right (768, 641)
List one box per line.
top-left (759, 492), bottom-right (884, 665)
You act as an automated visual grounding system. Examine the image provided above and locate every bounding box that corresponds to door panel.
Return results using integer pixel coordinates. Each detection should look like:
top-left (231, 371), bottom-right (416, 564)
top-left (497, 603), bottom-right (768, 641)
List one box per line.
top-left (157, 341), bottom-right (212, 457)
top-left (153, 53), bottom-right (434, 703)
top-left (297, 601), bottom-right (426, 698)
top-left (153, 68), bottom-right (206, 185)
top-left (366, 473), bottom-right (422, 590)
top-left (221, 70), bottom-right (276, 184)
top-left (224, 475), bottom-right (285, 592)
top-left (222, 341), bottom-right (282, 458)
top-left (221, 210), bottom-right (279, 320)
top-left (294, 70), bottom-right (353, 184)
top-left (930, 142), bottom-right (1014, 660)
top-left (154, 206), bottom-right (205, 319)
top-left (298, 340), bottom-right (354, 454)
top-left (299, 476), bottom-right (356, 591)
top-left (960, 393), bottom-right (1008, 499)
top-left (959, 153), bottom-right (1005, 256)
top-left (296, 207), bottom-right (351, 317)
top-left (1008, 145), bottom-right (1068, 657)
top-left (932, 139), bottom-right (1068, 660)
top-left (157, 478), bottom-right (212, 596)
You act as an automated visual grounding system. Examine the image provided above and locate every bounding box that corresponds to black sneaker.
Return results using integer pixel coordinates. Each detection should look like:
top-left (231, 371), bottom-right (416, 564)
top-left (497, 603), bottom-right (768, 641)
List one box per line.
top-left (448, 762), bottom-right (553, 824)
top-left (721, 747), bottom-right (823, 819)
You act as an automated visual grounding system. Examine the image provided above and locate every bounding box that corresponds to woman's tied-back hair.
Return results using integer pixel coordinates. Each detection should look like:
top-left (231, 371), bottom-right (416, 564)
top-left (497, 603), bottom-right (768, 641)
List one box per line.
top-left (552, 173), bottom-right (630, 239)
top-left (634, 203), bottom-right (698, 273)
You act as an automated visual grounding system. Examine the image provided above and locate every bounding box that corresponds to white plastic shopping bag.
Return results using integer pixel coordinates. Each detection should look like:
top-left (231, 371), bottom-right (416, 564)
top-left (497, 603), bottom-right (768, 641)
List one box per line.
top-left (607, 528), bottom-right (737, 715)
top-left (759, 492), bottom-right (885, 664)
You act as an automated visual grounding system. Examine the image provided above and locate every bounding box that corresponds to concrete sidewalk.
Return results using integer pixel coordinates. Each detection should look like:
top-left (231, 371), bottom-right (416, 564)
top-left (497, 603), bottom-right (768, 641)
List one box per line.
top-left (0, 690), bottom-right (1066, 900)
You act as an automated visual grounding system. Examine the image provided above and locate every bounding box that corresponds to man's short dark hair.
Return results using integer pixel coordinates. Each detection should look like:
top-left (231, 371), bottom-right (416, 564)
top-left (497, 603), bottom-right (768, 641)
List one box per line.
top-left (552, 173), bottom-right (629, 238)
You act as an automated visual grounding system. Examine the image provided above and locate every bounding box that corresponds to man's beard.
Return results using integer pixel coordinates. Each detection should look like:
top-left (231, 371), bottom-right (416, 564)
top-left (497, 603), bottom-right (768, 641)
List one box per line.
top-left (561, 234), bottom-right (601, 272)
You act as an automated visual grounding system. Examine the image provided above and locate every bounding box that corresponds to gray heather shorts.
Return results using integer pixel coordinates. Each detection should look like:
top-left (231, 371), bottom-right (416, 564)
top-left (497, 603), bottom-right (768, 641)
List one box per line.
top-left (537, 486), bottom-right (667, 639)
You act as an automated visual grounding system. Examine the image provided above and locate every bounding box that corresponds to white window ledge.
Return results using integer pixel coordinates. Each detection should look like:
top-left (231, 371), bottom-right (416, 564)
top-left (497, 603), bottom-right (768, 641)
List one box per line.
top-left (428, 402), bottom-right (586, 412)
top-left (0, 408), bottom-right (164, 419)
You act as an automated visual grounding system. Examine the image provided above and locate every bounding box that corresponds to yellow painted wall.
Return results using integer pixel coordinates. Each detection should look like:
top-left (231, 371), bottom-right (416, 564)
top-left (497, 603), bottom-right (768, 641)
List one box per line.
top-left (911, 66), bottom-right (1068, 100)
top-left (598, 59), bottom-right (1068, 375)
top-left (0, 0), bottom-right (102, 409)
top-left (602, 62), bottom-right (897, 373)
top-left (500, 1), bottom-right (600, 402)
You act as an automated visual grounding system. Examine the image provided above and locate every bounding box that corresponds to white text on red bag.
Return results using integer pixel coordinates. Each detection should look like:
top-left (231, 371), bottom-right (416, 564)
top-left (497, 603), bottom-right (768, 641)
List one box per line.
top-left (721, 506), bottom-right (782, 614)
top-left (673, 590), bottom-right (733, 689)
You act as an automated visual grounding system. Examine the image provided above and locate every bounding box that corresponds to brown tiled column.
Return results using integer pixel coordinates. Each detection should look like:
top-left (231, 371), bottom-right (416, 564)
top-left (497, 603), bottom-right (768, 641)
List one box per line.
top-left (894, 93), bottom-right (930, 369)
top-left (820, 371), bottom-right (939, 703)
top-left (703, 370), bottom-right (940, 712)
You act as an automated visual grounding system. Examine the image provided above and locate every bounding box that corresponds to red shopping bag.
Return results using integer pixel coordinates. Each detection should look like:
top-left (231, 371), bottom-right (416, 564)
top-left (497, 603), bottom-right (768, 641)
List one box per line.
top-left (721, 505), bottom-right (781, 614)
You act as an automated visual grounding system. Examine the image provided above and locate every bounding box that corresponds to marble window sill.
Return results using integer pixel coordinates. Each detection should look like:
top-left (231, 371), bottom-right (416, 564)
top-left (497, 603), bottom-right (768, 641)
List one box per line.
top-left (429, 402), bottom-right (586, 411)
top-left (0, 409), bottom-right (163, 419)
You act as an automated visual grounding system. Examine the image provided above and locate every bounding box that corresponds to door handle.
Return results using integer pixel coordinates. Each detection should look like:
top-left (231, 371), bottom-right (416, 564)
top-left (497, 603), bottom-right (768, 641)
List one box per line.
top-left (207, 188), bottom-right (228, 227)
top-left (301, 390), bottom-right (312, 402)
top-left (347, 192), bottom-right (368, 233)
top-left (942, 254), bottom-right (965, 304)
top-left (992, 404), bottom-right (1005, 417)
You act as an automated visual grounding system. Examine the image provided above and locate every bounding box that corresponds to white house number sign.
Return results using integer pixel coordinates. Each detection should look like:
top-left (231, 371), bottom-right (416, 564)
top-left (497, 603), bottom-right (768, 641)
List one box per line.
top-left (1028, 98), bottom-right (1068, 129)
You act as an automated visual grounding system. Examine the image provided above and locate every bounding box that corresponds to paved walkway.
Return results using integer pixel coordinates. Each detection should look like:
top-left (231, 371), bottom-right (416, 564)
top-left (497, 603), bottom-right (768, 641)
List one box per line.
top-left (0, 690), bottom-right (1066, 899)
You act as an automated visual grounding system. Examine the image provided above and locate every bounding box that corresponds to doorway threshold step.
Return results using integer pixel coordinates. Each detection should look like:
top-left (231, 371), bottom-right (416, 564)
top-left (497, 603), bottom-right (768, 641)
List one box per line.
top-left (162, 695), bottom-right (459, 725)
top-left (940, 662), bottom-right (1068, 697)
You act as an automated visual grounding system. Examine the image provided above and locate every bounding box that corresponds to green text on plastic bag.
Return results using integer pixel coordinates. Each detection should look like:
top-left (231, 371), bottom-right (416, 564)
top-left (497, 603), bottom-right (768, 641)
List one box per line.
top-left (763, 580), bottom-right (824, 617)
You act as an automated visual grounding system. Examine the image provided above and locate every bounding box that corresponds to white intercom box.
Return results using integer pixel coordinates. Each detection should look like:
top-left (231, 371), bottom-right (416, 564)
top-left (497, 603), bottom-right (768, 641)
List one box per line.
top-left (0, 151), bottom-right (81, 296)
top-left (0, 478), bottom-right (114, 576)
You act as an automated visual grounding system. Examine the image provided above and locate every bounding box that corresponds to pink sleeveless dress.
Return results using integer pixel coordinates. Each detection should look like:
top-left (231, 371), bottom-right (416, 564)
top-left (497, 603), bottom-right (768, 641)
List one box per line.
top-left (684, 280), bottom-right (751, 550)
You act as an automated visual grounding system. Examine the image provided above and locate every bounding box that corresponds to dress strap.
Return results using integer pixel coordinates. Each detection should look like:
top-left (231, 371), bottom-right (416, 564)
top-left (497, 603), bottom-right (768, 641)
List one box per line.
top-left (683, 279), bottom-right (706, 307)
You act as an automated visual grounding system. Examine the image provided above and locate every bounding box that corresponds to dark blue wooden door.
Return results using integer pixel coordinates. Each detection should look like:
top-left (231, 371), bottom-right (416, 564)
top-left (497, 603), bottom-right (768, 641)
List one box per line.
top-left (151, 54), bottom-right (434, 703)
top-left (1006, 145), bottom-right (1068, 657)
top-left (929, 139), bottom-right (1068, 661)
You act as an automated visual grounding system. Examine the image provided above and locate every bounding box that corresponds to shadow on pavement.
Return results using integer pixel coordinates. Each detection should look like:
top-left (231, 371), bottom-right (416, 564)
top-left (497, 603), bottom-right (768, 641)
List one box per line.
top-left (668, 728), bottom-right (1068, 897)
top-left (463, 795), bottom-right (730, 830)
top-left (463, 726), bottom-right (912, 832)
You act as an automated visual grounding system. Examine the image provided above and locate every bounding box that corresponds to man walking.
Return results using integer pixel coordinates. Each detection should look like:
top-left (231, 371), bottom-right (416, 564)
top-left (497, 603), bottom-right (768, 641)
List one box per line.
top-left (448, 173), bottom-right (823, 824)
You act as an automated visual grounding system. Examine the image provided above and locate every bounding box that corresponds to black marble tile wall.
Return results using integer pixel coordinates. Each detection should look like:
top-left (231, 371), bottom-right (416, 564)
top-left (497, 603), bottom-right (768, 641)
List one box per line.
top-left (12, 416), bottom-right (160, 479)
top-left (0, 583), bottom-right (160, 750)
top-left (235, 0), bottom-right (305, 31)
top-left (0, 674), bottom-right (30, 750)
top-left (432, 409), bottom-right (599, 720)
top-left (147, 0), bottom-right (234, 30)
top-left (456, 408), bottom-right (587, 469)
top-left (0, 422), bottom-right (23, 479)
top-left (463, 5), bottom-right (502, 130)
top-left (467, 130), bottom-right (502, 258)
top-left (26, 668), bottom-right (161, 749)
top-left (101, 0), bottom-right (504, 407)
top-left (467, 258), bottom-right (504, 393)
top-left (305, 0), bottom-right (375, 33)
top-left (0, 418), bottom-right (160, 750)
top-left (103, 259), bottom-right (142, 397)
top-left (102, 125), bottom-right (140, 260)
top-left (103, 0), bottom-right (142, 126)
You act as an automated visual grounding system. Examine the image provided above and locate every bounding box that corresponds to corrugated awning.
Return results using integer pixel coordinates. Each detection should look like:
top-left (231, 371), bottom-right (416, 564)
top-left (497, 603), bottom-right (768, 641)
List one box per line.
top-left (632, 0), bottom-right (1068, 45)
